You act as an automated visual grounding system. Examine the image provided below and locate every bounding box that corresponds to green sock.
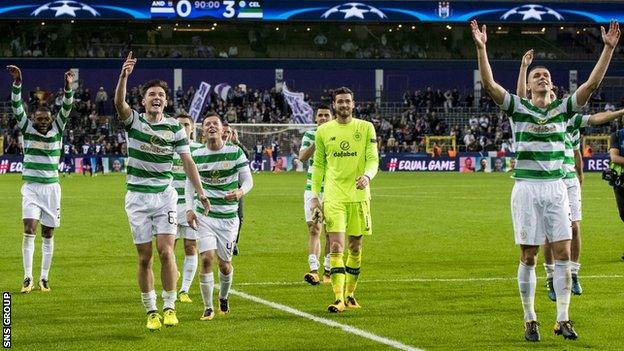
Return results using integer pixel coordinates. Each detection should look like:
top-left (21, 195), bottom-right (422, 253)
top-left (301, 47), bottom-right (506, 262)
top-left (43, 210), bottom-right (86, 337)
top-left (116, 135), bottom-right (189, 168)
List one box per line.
top-left (345, 249), bottom-right (361, 297)
top-left (329, 253), bottom-right (345, 302)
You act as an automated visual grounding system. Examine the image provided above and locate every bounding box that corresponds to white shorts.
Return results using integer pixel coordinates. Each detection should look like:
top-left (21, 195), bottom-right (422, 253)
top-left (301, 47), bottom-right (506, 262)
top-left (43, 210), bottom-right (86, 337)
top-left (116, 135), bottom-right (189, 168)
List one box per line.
top-left (176, 205), bottom-right (197, 240)
top-left (125, 186), bottom-right (178, 244)
top-left (177, 225), bottom-right (198, 240)
top-left (563, 177), bottom-right (582, 222)
top-left (511, 180), bottom-right (572, 246)
top-left (196, 214), bottom-right (239, 262)
top-left (21, 182), bottom-right (61, 228)
top-left (304, 190), bottom-right (324, 222)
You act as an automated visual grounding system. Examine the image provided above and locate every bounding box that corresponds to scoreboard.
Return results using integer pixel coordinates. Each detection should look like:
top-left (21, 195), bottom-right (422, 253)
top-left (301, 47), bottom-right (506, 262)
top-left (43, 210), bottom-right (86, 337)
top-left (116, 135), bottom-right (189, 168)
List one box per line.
top-left (150, 1), bottom-right (262, 19)
top-left (0, 0), bottom-right (621, 23)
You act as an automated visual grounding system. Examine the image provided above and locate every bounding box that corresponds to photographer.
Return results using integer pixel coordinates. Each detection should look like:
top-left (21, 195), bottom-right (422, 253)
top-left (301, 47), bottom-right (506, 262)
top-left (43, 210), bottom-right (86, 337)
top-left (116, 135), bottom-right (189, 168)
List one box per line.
top-left (608, 114), bottom-right (624, 260)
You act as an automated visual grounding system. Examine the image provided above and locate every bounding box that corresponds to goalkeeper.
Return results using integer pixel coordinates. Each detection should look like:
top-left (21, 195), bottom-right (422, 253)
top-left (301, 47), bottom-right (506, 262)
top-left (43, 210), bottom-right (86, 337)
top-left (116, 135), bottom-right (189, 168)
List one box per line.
top-left (309, 87), bottom-right (379, 313)
top-left (608, 124), bottom-right (624, 260)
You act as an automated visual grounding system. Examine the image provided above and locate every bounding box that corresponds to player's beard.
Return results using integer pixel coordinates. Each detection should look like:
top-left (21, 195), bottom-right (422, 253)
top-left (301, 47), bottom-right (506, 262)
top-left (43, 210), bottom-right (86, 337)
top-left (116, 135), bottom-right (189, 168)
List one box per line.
top-left (336, 108), bottom-right (351, 119)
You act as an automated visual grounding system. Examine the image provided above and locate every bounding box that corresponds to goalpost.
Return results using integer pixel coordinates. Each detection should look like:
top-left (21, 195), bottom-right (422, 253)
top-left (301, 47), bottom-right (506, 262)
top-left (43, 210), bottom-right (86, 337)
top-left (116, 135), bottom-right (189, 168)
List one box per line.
top-left (230, 123), bottom-right (317, 156)
top-left (195, 123), bottom-right (316, 152)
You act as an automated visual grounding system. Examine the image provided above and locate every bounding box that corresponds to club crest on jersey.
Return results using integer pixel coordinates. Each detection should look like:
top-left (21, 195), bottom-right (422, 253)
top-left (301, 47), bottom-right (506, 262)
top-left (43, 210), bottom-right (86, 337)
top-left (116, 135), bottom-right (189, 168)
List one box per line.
top-left (353, 131), bottom-right (362, 141)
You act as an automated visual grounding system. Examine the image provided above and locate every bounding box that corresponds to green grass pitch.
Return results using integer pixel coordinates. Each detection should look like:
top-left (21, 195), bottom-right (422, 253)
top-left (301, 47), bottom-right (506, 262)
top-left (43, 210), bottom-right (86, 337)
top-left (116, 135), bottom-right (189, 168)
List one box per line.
top-left (1, 172), bottom-right (623, 350)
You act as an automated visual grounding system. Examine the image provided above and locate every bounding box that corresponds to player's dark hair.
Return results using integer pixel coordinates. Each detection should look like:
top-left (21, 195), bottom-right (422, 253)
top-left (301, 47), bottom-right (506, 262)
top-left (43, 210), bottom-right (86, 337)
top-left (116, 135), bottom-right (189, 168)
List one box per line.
top-left (528, 65), bottom-right (550, 78)
top-left (315, 104), bottom-right (332, 113)
top-left (175, 112), bottom-right (193, 123)
top-left (202, 111), bottom-right (222, 125)
top-left (141, 79), bottom-right (169, 98)
top-left (332, 87), bottom-right (354, 102)
top-left (34, 106), bottom-right (52, 115)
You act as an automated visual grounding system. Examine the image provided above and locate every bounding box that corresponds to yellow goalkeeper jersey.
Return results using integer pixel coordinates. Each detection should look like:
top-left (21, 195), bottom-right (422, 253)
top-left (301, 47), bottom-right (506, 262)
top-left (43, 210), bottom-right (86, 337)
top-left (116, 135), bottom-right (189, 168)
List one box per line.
top-left (311, 118), bottom-right (379, 203)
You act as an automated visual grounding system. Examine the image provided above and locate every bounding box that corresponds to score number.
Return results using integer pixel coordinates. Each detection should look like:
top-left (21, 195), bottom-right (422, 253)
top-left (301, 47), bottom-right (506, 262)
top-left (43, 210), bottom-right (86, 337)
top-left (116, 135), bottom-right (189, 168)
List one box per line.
top-left (174, 0), bottom-right (236, 18)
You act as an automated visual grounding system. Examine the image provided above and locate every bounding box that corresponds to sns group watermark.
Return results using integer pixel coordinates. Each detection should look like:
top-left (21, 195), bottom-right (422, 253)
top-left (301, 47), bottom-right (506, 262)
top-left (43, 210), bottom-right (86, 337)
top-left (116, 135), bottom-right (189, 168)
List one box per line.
top-left (2, 292), bottom-right (10, 349)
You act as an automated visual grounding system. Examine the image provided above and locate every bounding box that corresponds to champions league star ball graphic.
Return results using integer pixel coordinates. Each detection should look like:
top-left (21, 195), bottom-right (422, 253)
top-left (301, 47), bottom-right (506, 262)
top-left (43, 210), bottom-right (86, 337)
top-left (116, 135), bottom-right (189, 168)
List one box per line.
top-left (500, 4), bottom-right (563, 21)
top-left (321, 2), bottom-right (387, 20)
top-left (32, 1), bottom-right (100, 17)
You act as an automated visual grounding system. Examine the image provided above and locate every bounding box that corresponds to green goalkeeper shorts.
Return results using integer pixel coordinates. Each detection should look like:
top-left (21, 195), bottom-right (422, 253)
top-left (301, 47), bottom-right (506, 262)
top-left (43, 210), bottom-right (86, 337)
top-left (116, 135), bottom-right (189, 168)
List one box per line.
top-left (323, 200), bottom-right (371, 236)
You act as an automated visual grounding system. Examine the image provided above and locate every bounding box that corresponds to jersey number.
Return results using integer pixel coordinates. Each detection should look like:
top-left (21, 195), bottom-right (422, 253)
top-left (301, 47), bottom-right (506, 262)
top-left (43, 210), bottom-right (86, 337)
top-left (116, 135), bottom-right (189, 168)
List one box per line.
top-left (167, 211), bottom-right (177, 225)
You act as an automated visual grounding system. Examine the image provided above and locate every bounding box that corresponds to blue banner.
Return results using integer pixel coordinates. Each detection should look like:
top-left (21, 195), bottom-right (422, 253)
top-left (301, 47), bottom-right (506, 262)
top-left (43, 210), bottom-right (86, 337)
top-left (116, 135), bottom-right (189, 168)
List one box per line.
top-left (583, 154), bottom-right (610, 172)
top-left (381, 153), bottom-right (611, 173)
top-left (0, 153), bottom-right (611, 174)
top-left (0, 155), bottom-right (127, 174)
top-left (0, 1), bottom-right (620, 23)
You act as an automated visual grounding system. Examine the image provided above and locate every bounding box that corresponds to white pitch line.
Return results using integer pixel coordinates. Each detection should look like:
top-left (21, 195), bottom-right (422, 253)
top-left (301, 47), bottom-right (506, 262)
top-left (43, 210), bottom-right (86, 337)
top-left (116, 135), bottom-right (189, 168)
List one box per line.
top-left (236, 275), bottom-right (624, 286)
top-left (230, 288), bottom-right (424, 351)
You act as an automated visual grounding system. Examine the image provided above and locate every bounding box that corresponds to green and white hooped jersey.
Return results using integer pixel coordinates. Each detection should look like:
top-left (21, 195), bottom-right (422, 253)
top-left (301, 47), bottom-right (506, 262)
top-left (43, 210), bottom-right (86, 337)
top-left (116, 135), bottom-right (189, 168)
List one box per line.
top-left (192, 142), bottom-right (249, 219)
top-left (172, 141), bottom-right (204, 204)
top-left (499, 92), bottom-right (581, 180)
top-left (563, 114), bottom-right (590, 179)
top-left (124, 110), bottom-right (190, 193)
top-left (11, 84), bottom-right (74, 184)
top-left (300, 129), bottom-right (323, 192)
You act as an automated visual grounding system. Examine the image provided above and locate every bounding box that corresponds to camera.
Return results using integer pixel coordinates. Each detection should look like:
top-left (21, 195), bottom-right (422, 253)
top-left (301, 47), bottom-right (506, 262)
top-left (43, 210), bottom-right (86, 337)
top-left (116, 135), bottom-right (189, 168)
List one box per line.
top-left (603, 168), bottom-right (624, 187)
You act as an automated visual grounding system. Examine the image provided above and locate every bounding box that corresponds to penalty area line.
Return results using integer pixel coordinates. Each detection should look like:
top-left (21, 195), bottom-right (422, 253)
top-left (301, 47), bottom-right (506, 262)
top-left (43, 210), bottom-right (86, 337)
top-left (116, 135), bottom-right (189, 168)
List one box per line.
top-left (230, 288), bottom-right (424, 351)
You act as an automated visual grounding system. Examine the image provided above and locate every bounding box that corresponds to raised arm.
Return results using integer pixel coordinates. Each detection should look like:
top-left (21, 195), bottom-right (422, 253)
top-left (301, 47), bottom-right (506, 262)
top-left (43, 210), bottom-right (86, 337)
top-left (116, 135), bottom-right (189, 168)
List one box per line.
top-left (56, 70), bottom-right (75, 130)
top-left (114, 51), bottom-right (136, 121)
top-left (588, 108), bottom-right (624, 126)
top-left (470, 20), bottom-right (506, 105)
top-left (516, 50), bottom-right (533, 98)
top-left (575, 21), bottom-right (620, 107)
top-left (6, 65), bottom-right (27, 130)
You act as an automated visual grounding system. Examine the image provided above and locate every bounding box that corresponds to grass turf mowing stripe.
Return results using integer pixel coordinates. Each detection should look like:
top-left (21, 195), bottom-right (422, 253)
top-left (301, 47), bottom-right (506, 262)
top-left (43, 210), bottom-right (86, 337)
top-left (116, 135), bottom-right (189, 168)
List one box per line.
top-left (230, 288), bottom-right (424, 351)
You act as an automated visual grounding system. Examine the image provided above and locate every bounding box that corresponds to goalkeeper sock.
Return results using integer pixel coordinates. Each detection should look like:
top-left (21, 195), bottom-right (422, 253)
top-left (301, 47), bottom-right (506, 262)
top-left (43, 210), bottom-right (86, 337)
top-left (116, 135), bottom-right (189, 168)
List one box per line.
top-left (345, 249), bottom-right (361, 297)
top-left (329, 253), bottom-right (345, 302)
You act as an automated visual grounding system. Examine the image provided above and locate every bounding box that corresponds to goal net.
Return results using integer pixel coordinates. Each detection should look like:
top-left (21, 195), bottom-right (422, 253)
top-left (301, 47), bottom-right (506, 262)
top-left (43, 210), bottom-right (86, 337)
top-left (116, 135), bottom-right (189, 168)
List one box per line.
top-left (582, 135), bottom-right (611, 154)
top-left (195, 123), bottom-right (316, 171)
top-left (425, 136), bottom-right (456, 156)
